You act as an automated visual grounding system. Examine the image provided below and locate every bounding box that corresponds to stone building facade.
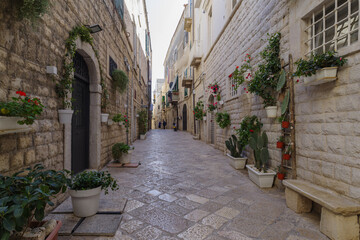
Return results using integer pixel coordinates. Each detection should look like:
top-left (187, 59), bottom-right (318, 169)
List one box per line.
top-left (166, 0), bottom-right (360, 203)
top-left (0, 0), bottom-right (151, 175)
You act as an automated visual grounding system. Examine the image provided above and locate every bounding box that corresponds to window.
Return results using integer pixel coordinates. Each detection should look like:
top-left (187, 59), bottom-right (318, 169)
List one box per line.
top-left (114, 0), bottom-right (124, 20)
top-left (158, 105), bottom-right (160, 110)
top-left (306, 0), bottom-right (359, 55)
top-left (230, 77), bottom-right (238, 97)
top-left (109, 56), bottom-right (117, 76)
top-left (185, 88), bottom-right (188, 97)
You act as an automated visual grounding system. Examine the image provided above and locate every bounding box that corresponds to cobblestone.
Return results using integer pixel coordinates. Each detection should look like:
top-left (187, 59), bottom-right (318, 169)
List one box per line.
top-left (59, 130), bottom-right (327, 239)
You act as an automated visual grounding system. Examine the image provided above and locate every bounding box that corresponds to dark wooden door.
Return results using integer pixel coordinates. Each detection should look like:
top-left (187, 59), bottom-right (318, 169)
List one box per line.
top-left (71, 52), bottom-right (90, 173)
top-left (183, 104), bottom-right (187, 131)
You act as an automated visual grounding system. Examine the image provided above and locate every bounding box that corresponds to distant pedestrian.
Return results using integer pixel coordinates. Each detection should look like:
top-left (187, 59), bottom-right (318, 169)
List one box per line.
top-left (163, 120), bottom-right (167, 129)
top-left (173, 122), bottom-right (177, 131)
top-left (158, 121), bottom-right (161, 129)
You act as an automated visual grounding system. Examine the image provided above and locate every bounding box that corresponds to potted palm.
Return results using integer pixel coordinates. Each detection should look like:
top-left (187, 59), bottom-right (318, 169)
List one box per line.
top-left (247, 130), bottom-right (276, 188)
top-left (225, 135), bottom-right (247, 169)
top-left (0, 164), bottom-right (69, 240)
top-left (112, 142), bottom-right (132, 164)
top-left (68, 171), bottom-right (118, 217)
top-left (0, 91), bottom-right (44, 130)
top-left (294, 51), bottom-right (347, 86)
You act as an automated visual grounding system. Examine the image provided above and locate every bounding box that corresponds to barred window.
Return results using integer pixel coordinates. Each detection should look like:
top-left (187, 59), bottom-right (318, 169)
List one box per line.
top-left (230, 78), bottom-right (237, 97)
top-left (109, 56), bottom-right (117, 76)
top-left (306, 0), bottom-right (359, 55)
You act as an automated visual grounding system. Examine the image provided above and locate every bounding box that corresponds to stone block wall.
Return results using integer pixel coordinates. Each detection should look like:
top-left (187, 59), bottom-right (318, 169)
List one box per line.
top-left (0, 0), bottom-right (149, 175)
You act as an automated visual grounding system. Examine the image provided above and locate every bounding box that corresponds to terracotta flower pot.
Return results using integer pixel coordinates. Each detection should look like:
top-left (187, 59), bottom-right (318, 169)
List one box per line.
top-left (277, 173), bottom-right (285, 180)
top-left (276, 142), bottom-right (284, 149)
top-left (282, 121), bottom-right (290, 128)
top-left (283, 154), bottom-right (291, 160)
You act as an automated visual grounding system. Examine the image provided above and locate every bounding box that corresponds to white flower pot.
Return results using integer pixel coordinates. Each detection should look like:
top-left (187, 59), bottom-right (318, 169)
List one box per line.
top-left (246, 165), bottom-right (276, 188)
top-left (58, 109), bottom-right (74, 124)
top-left (227, 154), bottom-right (247, 170)
top-left (0, 116), bottom-right (27, 131)
top-left (219, 100), bottom-right (224, 105)
top-left (140, 133), bottom-right (146, 140)
top-left (107, 119), bottom-right (113, 126)
top-left (303, 67), bottom-right (338, 85)
top-left (265, 106), bottom-right (277, 118)
top-left (69, 186), bottom-right (101, 217)
top-left (203, 117), bottom-right (207, 121)
top-left (121, 152), bottom-right (131, 164)
top-left (243, 70), bottom-right (252, 81)
top-left (101, 113), bottom-right (109, 123)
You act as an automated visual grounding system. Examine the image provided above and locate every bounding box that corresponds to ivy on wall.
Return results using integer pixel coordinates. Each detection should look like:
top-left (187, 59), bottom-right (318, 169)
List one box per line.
top-left (56, 25), bottom-right (109, 109)
top-left (15, 0), bottom-right (50, 23)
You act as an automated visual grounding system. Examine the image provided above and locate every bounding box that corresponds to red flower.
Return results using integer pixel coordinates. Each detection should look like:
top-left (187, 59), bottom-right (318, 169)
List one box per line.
top-left (340, 57), bottom-right (342, 61)
top-left (215, 102), bottom-right (217, 105)
top-left (28, 99), bottom-right (31, 103)
top-left (233, 127), bottom-right (236, 129)
top-left (229, 74), bottom-right (233, 78)
top-left (246, 53), bottom-right (249, 55)
top-left (232, 84), bottom-right (235, 87)
top-left (250, 129), bottom-right (254, 132)
top-left (16, 91), bottom-right (26, 96)
top-left (244, 88), bottom-right (246, 90)
top-left (296, 79), bottom-right (299, 83)
top-left (34, 100), bottom-right (39, 105)
top-left (236, 66), bottom-right (239, 69)
top-left (125, 119), bottom-right (128, 122)
top-left (246, 91), bottom-right (249, 93)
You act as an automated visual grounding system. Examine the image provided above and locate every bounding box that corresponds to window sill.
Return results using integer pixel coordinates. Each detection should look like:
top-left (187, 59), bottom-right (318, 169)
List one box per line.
top-left (338, 42), bottom-right (360, 57)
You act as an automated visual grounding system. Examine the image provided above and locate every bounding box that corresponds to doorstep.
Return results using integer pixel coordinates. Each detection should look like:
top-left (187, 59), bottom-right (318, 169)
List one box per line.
top-left (46, 197), bottom-right (128, 236)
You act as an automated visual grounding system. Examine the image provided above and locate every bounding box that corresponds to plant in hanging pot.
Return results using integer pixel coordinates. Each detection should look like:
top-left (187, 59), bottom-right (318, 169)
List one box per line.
top-left (0, 164), bottom-right (69, 240)
top-left (138, 110), bottom-right (148, 139)
top-left (294, 51), bottom-right (347, 86)
top-left (68, 170), bottom-right (118, 217)
top-left (276, 136), bottom-right (285, 149)
top-left (283, 145), bottom-right (291, 160)
top-left (112, 69), bottom-right (129, 93)
top-left (229, 54), bottom-right (253, 90)
top-left (277, 165), bottom-right (286, 180)
top-left (0, 91), bottom-right (44, 130)
top-left (248, 33), bottom-right (282, 118)
top-left (207, 83), bottom-right (220, 94)
top-left (101, 113), bottom-right (109, 123)
top-left (247, 130), bottom-right (276, 188)
top-left (225, 135), bottom-right (247, 169)
top-left (112, 142), bottom-right (131, 164)
top-left (278, 115), bottom-right (289, 129)
top-left (207, 103), bottom-right (217, 112)
top-left (215, 112), bottom-right (231, 129)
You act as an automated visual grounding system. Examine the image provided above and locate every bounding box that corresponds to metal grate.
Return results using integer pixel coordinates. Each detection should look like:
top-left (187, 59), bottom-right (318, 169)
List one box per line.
top-left (230, 78), bottom-right (238, 97)
top-left (305, 0), bottom-right (359, 55)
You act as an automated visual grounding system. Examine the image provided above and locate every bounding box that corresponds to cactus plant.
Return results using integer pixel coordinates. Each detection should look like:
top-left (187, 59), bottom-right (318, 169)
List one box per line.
top-left (249, 130), bottom-right (270, 172)
top-left (225, 135), bottom-right (243, 158)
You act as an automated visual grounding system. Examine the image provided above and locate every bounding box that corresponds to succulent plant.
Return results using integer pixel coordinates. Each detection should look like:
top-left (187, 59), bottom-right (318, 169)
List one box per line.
top-left (225, 135), bottom-right (243, 158)
top-left (249, 130), bottom-right (269, 172)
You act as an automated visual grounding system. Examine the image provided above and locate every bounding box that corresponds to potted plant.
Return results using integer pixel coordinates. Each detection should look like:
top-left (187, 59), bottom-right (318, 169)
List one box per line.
top-left (216, 94), bottom-right (224, 105)
top-left (248, 33), bottom-right (282, 118)
top-left (112, 142), bottom-right (131, 164)
top-left (215, 112), bottom-right (231, 129)
top-left (138, 110), bottom-right (148, 139)
top-left (235, 115), bottom-right (262, 149)
top-left (247, 130), bottom-right (276, 188)
top-left (194, 101), bottom-right (205, 121)
top-left (207, 83), bottom-right (220, 94)
top-left (113, 113), bottom-right (130, 133)
top-left (229, 54), bottom-right (253, 89)
top-left (0, 91), bottom-right (44, 130)
top-left (68, 170), bottom-right (118, 217)
top-left (225, 135), bottom-right (247, 169)
top-left (283, 145), bottom-right (291, 160)
top-left (207, 103), bottom-right (217, 112)
top-left (277, 165), bottom-right (286, 180)
top-left (101, 113), bottom-right (109, 123)
top-left (276, 136), bottom-right (285, 149)
top-left (294, 51), bottom-right (347, 86)
top-left (278, 114), bottom-right (289, 129)
top-left (0, 164), bottom-right (69, 240)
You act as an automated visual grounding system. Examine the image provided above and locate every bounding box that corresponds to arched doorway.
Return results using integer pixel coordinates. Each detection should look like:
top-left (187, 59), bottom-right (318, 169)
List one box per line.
top-left (208, 95), bottom-right (215, 144)
top-left (183, 104), bottom-right (187, 131)
top-left (71, 52), bottom-right (90, 173)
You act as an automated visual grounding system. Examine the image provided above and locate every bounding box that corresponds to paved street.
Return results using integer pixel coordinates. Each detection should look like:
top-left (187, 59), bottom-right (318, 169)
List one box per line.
top-left (64, 130), bottom-right (328, 240)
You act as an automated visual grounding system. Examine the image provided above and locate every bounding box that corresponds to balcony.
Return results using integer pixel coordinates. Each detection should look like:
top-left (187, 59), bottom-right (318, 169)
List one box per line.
top-left (170, 91), bottom-right (179, 103)
top-left (184, 18), bottom-right (192, 32)
top-left (190, 40), bottom-right (202, 67)
top-left (182, 76), bottom-right (193, 88)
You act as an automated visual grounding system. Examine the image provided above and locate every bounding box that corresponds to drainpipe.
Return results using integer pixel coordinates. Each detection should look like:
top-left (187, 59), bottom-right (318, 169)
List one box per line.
top-left (192, 67), bottom-right (196, 135)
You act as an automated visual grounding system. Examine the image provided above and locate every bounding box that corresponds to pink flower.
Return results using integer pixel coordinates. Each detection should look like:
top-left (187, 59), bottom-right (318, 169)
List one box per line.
top-left (215, 102), bottom-right (217, 105)
top-left (232, 84), bottom-right (235, 87)
top-left (244, 88), bottom-right (246, 90)
top-left (250, 129), bottom-right (254, 133)
top-left (340, 57), bottom-right (342, 61)
top-left (229, 74), bottom-right (233, 78)
top-left (296, 79), bottom-right (299, 83)
top-left (246, 91), bottom-right (249, 93)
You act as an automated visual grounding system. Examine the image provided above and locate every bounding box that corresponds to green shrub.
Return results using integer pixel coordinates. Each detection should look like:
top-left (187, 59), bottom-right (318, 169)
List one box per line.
top-left (16, 0), bottom-right (50, 23)
top-left (215, 112), bottom-right (230, 129)
top-left (112, 69), bottom-right (129, 93)
top-left (112, 142), bottom-right (130, 162)
top-left (69, 171), bottom-right (118, 194)
top-left (235, 115), bottom-right (262, 149)
top-left (138, 110), bottom-right (148, 134)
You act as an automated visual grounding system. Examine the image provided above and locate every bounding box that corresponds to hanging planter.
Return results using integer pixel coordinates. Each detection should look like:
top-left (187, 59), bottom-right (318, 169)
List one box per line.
top-left (283, 153), bottom-right (291, 160)
top-left (265, 106), bottom-right (277, 118)
top-left (101, 113), bottom-right (109, 123)
top-left (277, 172), bottom-right (285, 180)
top-left (0, 116), bottom-right (28, 131)
top-left (303, 67), bottom-right (338, 85)
top-left (277, 141), bottom-right (284, 149)
top-left (243, 70), bottom-right (252, 82)
top-left (203, 116), bottom-right (207, 121)
top-left (58, 109), bottom-right (74, 124)
top-left (282, 121), bottom-right (290, 128)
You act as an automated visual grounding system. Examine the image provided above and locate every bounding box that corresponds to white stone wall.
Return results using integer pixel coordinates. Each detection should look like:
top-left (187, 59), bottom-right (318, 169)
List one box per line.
top-left (197, 0), bottom-right (360, 201)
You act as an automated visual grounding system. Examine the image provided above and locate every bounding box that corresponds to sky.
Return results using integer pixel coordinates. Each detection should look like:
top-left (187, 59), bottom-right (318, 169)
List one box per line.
top-left (146, 0), bottom-right (188, 94)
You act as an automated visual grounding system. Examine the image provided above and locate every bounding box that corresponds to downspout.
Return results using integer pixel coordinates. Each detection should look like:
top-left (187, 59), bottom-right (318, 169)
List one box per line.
top-left (192, 67), bottom-right (196, 135)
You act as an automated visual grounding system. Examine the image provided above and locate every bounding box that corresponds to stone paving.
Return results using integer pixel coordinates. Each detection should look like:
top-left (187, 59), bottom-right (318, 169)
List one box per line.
top-left (60, 130), bottom-right (328, 240)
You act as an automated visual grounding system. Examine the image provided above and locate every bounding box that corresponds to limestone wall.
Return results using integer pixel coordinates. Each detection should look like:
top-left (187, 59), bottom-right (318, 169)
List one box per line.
top-left (0, 0), bottom-right (149, 174)
top-left (200, 0), bottom-right (360, 201)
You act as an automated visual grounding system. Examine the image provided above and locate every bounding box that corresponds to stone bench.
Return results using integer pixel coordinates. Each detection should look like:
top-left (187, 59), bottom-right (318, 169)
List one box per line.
top-left (283, 179), bottom-right (360, 240)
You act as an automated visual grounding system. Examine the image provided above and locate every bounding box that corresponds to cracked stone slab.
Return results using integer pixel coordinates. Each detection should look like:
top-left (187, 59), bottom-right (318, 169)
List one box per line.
top-left (72, 214), bottom-right (122, 236)
top-left (44, 214), bottom-right (81, 236)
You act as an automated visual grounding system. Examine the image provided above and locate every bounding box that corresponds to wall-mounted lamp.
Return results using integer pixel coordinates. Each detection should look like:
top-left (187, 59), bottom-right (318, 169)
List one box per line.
top-left (46, 66), bottom-right (57, 75)
top-left (85, 24), bottom-right (102, 34)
